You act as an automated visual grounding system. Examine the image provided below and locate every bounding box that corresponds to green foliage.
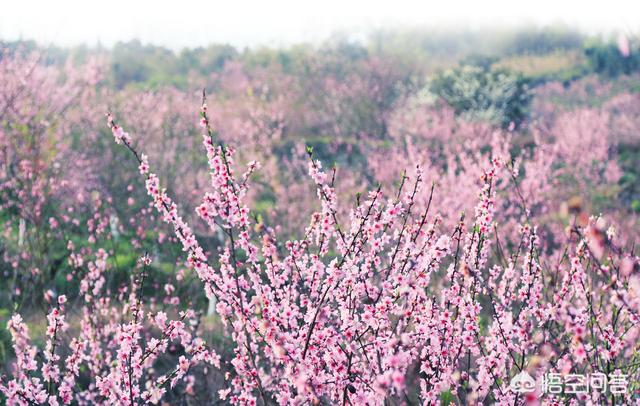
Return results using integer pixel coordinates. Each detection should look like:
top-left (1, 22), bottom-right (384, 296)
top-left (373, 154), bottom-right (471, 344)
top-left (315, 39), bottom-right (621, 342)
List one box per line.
top-left (181, 45), bottom-right (237, 74)
top-left (618, 143), bottom-right (640, 211)
top-left (0, 307), bottom-right (10, 366)
top-left (584, 40), bottom-right (640, 77)
top-left (109, 40), bottom-right (237, 89)
top-left (491, 50), bottom-right (588, 83)
top-left (504, 25), bottom-right (584, 55)
top-left (429, 65), bottom-right (532, 128)
top-left (439, 390), bottom-right (455, 405)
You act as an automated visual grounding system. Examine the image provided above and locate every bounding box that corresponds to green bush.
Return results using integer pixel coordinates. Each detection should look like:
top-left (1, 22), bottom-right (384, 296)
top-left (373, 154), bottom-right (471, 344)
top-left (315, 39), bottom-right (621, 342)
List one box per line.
top-left (429, 65), bottom-right (532, 128)
top-left (584, 40), bottom-right (640, 77)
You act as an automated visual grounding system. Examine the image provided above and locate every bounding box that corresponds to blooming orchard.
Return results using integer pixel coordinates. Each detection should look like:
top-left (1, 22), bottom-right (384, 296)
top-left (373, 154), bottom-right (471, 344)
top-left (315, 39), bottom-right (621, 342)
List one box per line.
top-left (1, 49), bottom-right (640, 404)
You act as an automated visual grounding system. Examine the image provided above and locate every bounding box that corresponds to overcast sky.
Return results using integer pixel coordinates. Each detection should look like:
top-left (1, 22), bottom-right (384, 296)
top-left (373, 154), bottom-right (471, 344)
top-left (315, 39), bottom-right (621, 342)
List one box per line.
top-left (1, 0), bottom-right (639, 50)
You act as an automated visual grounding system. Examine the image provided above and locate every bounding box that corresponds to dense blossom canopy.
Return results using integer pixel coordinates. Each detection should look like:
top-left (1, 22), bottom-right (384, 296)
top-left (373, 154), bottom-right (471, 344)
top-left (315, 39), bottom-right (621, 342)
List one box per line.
top-left (1, 46), bottom-right (639, 404)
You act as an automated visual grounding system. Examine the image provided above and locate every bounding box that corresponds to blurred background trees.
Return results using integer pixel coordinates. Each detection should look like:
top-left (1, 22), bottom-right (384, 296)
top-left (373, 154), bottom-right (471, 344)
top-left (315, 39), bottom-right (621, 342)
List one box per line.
top-left (1, 25), bottom-right (639, 377)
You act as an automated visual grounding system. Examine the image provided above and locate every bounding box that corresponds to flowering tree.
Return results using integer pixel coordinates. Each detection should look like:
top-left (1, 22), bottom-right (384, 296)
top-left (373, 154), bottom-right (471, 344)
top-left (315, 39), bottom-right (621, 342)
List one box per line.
top-left (2, 89), bottom-right (639, 404)
top-left (0, 50), bottom-right (104, 306)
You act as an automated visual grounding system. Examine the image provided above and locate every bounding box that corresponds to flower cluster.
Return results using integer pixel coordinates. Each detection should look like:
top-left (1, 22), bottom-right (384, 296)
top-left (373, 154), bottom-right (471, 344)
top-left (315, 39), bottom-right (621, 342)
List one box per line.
top-left (1, 242), bottom-right (219, 405)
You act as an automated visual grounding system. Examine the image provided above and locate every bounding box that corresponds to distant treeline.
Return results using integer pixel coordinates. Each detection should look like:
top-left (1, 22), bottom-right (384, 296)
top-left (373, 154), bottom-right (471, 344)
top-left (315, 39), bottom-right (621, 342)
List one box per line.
top-left (1, 25), bottom-right (638, 89)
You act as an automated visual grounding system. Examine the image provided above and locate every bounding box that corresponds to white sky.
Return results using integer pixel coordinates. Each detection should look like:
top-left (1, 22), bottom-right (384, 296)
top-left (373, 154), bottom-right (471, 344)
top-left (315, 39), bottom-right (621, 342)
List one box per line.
top-left (1, 0), bottom-right (639, 49)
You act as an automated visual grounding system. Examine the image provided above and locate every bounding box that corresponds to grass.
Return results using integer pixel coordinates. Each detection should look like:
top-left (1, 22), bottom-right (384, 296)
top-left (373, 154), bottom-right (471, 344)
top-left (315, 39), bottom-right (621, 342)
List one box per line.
top-left (492, 50), bottom-right (585, 80)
